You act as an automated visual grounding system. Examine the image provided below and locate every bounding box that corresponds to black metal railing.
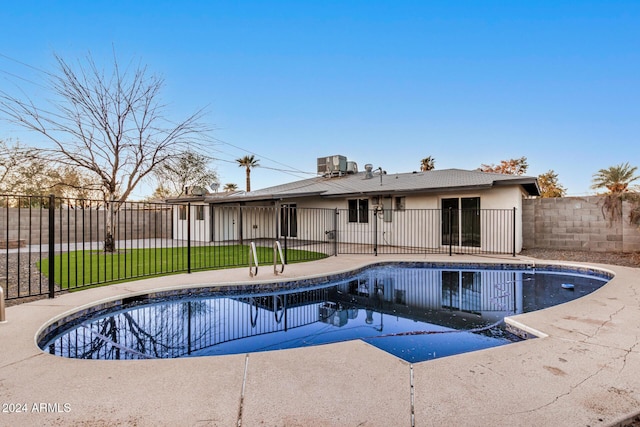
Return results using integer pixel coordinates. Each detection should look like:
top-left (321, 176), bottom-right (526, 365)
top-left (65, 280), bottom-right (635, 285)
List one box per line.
top-left (45, 287), bottom-right (334, 359)
top-left (43, 267), bottom-right (522, 360)
top-left (335, 207), bottom-right (516, 256)
top-left (1, 194), bottom-right (516, 302)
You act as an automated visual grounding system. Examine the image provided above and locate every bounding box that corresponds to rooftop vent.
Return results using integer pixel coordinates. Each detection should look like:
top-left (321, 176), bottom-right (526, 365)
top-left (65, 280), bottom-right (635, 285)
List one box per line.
top-left (364, 164), bottom-right (374, 179)
top-left (346, 161), bottom-right (358, 174)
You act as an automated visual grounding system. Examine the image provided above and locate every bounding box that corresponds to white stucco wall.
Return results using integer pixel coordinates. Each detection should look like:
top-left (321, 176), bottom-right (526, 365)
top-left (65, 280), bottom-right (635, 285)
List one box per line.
top-left (277, 186), bottom-right (524, 253)
top-left (172, 185), bottom-right (527, 253)
top-left (424, 187), bottom-right (524, 252)
top-left (173, 203), bottom-right (211, 242)
top-left (335, 267), bottom-right (524, 323)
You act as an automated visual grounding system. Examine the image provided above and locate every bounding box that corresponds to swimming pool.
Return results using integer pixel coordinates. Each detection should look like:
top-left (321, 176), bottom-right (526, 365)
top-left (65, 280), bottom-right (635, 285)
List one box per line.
top-left (38, 262), bottom-right (612, 363)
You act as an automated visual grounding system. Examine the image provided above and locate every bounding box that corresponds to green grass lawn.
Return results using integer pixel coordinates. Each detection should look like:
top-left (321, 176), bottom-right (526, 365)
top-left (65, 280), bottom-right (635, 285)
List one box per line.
top-left (38, 245), bottom-right (327, 290)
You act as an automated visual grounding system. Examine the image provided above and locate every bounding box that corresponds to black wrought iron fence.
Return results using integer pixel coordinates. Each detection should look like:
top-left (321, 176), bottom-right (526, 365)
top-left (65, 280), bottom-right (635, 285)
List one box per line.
top-left (0, 197), bottom-right (335, 302)
top-left (45, 286), bottom-right (333, 359)
top-left (1, 195), bottom-right (516, 303)
top-left (335, 207), bottom-right (516, 256)
top-left (0, 194), bottom-right (179, 301)
top-left (180, 205), bottom-right (334, 269)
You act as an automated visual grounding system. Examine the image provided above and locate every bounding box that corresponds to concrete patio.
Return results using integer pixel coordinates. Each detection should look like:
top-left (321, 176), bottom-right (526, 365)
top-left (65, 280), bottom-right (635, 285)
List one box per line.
top-left (1, 254), bottom-right (639, 426)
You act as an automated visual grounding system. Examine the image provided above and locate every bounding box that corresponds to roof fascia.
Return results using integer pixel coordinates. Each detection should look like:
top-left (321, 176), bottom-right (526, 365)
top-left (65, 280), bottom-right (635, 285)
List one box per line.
top-left (320, 184), bottom-right (496, 198)
top-left (165, 196), bottom-right (206, 203)
top-left (492, 178), bottom-right (541, 196)
top-left (205, 191), bottom-right (326, 204)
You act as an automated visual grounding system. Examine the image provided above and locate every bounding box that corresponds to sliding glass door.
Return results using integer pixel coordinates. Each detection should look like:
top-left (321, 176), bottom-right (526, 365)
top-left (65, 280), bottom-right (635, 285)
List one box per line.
top-left (441, 197), bottom-right (480, 247)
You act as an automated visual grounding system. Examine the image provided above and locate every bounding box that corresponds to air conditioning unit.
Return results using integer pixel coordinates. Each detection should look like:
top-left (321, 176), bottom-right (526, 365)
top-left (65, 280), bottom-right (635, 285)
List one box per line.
top-left (319, 304), bottom-right (348, 327)
top-left (184, 186), bottom-right (206, 196)
top-left (346, 161), bottom-right (358, 174)
top-left (317, 155), bottom-right (347, 176)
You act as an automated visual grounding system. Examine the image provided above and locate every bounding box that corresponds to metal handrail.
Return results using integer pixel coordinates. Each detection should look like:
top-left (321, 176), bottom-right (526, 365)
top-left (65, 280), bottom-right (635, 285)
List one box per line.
top-left (249, 242), bottom-right (258, 277)
top-left (274, 240), bottom-right (285, 275)
top-left (0, 286), bottom-right (6, 323)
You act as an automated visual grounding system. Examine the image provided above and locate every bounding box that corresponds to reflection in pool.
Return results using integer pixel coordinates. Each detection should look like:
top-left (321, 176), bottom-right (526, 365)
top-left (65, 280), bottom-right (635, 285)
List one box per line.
top-left (40, 264), bottom-right (610, 363)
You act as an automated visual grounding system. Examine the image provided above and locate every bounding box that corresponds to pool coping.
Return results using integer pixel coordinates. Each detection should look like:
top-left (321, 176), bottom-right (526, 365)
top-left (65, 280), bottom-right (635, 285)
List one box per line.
top-left (1, 253), bottom-right (639, 426)
top-left (35, 260), bottom-right (615, 354)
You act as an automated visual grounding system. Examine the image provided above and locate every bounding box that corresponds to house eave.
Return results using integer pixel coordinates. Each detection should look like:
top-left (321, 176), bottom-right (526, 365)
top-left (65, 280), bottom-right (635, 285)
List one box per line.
top-left (204, 191), bottom-right (326, 204)
top-left (492, 179), bottom-right (541, 196)
top-left (165, 196), bottom-right (207, 203)
top-left (201, 182), bottom-right (539, 203)
top-left (320, 184), bottom-right (496, 198)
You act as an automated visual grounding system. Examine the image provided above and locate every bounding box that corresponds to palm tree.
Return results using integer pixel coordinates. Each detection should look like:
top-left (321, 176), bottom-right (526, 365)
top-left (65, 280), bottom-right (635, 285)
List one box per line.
top-left (223, 183), bottom-right (238, 192)
top-left (591, 162), bottom-right (639, 194)
top-left (236, 155), bottom-right (260, 192)
top-left (420, 156), bottom-right (435, 171)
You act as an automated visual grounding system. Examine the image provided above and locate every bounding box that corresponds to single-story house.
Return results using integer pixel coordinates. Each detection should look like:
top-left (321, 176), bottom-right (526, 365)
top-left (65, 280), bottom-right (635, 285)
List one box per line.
top-left (167, 155), bottom-right (540, 254)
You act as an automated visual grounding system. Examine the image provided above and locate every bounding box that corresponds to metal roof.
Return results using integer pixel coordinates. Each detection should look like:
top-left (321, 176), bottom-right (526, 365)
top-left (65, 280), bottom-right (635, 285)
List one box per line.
top-left (199, 168), bottom-right (540, 204)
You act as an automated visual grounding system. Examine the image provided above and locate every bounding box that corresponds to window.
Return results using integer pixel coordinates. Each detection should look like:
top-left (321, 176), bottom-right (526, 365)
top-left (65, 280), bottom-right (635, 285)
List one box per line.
top-left (348, 278), bottom-right (370, 296)
top-left (195, 206), bottom-right (204, 221)
top-left (348, 199), bottom-right (369, 223)
top-left (382, 196), bottom-right (392, 222)
top-left (395, 197), bottom-right (406, 211)
top-left (178, 205), bottom-right (187, 220)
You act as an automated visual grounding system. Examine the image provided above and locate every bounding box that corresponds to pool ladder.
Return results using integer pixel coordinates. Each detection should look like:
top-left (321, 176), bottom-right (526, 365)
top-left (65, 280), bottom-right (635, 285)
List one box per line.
top-left (249, 241), bottom-right (285, 277)
top-left (0, 286), bottom-right (6, 323)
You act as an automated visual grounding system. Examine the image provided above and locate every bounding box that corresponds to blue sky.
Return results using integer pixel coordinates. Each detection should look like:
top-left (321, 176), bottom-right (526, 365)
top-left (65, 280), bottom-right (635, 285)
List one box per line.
top-left (1, 1), bottom-right (638, 199)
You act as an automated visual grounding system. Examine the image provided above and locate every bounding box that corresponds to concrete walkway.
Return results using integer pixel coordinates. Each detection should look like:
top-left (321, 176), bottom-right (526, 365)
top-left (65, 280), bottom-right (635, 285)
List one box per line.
top-left (0, 254), bottom-right (639, 427)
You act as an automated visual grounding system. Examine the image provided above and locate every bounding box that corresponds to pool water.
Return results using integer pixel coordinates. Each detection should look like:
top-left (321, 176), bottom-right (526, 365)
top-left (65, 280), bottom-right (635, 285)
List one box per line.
top-left (40, 264), bottom-right (611, 363)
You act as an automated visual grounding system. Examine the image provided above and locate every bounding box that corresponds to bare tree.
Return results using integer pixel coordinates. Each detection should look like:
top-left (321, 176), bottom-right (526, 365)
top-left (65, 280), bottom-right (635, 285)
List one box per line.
top-left (0, 138), bottom-right (38, 193)
top-left (0, 52), bottom-right (209, 251)
top-left (152, 150), bottom-right (218, 197)
top-left (48, 165), bottom-right (105, 202)
top-left (0, 138), bottom-right (101, 204)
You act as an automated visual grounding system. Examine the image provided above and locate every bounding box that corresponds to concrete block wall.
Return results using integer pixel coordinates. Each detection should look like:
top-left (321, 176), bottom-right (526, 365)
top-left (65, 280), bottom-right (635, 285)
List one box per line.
top-left (0, 208), bottom-right (172, 245)
top-left (623, 201), bottom-right (640, 251)
top-left (523, 196), bottom-right (640, 252)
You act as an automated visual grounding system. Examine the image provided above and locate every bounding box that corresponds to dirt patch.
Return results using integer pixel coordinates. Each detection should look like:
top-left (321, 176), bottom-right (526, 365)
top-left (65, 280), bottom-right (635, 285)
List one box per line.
top-left (623, 415), bottom-right (640, 427)
top-left (0, 252), bottom-right (54, 306)
top-left (521, 249), bottom-right (640, 269)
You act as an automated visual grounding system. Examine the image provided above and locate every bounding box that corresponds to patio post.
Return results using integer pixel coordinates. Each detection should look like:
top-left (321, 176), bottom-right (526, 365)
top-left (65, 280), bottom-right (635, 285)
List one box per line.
top-left (187, 203), bottom-right (191, 273)
top-left (283, 205), bottom-right (288, 264)
top-left (373, 208), bottom-right (378, 256)
top-left (48, 194), bottom-right (55, 298)
top-left (448, 207), bottom-right (453, 257)
top-left (334, 208), bottom-right (338, 256)
top-left (512, 207), bottom-right (517, 257)
top-left (0, 286), bottom-right (6, 322)
top-left (283, 231), bottom-right (288, 264)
